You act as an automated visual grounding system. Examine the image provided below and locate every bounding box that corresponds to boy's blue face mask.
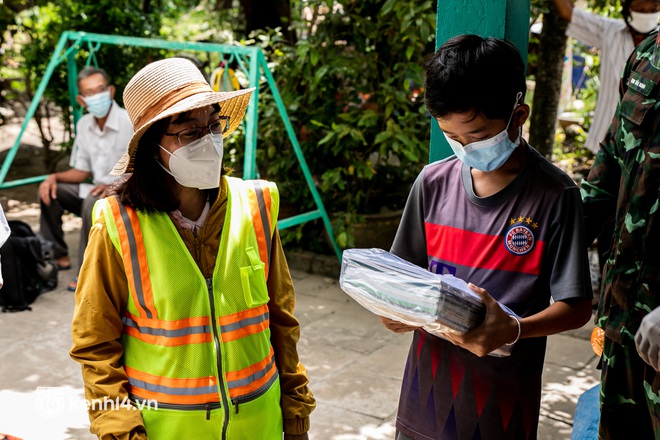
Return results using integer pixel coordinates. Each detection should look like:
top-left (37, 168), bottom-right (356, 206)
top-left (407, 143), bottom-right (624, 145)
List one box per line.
top-left (443, 92), bottom-right (522, 172)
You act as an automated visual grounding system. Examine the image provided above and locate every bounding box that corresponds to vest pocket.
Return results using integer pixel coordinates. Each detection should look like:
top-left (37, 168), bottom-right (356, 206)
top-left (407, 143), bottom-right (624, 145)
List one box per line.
top-left (140, 402), bottom-right (225, 438)
top-left (240, 247), bottom-right (269, 308)
top-left (226, 375), bottom-right (283, 440)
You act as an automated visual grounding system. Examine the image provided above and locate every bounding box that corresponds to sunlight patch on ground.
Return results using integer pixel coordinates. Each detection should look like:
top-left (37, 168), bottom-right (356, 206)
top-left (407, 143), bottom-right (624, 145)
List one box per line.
top-left (0, 386), bottom-right (89, 439)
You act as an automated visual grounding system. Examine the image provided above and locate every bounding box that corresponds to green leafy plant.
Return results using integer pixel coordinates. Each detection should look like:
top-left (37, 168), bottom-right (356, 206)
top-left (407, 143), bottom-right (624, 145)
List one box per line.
top-left (254, 1), bottom-right (435, 251)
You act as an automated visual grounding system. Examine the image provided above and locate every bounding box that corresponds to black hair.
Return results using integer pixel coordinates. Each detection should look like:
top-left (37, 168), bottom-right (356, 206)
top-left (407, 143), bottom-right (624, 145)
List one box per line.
top-left (423, 34), bottom-right (526, 121)
top-left (77, 66), bottom-right (111, 88)
top-left (113, 104), bottom-right (227, 212)
top-left (113, 119), bottom-right (180, 213)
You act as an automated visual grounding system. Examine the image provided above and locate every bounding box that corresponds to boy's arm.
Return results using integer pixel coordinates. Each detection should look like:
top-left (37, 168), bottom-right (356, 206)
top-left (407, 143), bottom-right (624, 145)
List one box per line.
top-left (390, 170), bottom-right (428, 268)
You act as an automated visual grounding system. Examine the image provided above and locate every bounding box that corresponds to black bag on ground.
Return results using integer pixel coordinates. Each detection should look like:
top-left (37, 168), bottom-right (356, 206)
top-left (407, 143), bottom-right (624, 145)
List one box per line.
top-left (0, 220), bottom-right (58, 312)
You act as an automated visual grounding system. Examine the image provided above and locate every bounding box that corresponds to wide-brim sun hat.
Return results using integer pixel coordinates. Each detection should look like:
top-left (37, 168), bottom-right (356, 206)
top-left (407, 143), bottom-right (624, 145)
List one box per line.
top-left (111, 57), bottom-right (254, 176)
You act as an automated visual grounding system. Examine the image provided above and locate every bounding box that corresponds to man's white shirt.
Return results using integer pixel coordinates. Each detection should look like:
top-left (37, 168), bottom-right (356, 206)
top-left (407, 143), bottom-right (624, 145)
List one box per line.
top-left (69, 101), bottom-right (132, 198)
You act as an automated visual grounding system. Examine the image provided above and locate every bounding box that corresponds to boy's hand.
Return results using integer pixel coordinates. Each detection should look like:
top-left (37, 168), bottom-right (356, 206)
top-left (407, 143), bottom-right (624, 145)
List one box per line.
top-left (441, 283), bottom-right (519, 357)
top-left (379, 316), bottom-right (419, 333)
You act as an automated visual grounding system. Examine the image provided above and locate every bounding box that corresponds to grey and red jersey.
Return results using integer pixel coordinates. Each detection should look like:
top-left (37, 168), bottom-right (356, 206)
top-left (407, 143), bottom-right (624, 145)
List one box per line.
top-left (391, 143), bottom-right (592, 439)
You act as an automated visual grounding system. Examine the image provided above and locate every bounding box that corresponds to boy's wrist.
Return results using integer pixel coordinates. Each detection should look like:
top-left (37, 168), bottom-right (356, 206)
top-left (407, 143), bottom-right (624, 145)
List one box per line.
top-left (505, 314), bottom-right (521, 346)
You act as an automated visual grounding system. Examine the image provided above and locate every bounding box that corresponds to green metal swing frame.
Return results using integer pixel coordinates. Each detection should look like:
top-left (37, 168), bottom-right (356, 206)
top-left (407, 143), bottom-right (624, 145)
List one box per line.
top-left (0, 31), bottom-right (342, 260)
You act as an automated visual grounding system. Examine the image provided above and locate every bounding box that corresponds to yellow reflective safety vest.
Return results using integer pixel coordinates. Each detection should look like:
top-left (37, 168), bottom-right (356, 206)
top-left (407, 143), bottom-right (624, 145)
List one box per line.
top-left (99, 177), bottom-right (282, 439)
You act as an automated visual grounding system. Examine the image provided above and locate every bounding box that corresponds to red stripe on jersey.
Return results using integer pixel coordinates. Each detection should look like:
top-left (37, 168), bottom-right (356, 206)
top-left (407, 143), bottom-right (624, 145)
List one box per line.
top-left (425, 223), bottom-right (543, 275)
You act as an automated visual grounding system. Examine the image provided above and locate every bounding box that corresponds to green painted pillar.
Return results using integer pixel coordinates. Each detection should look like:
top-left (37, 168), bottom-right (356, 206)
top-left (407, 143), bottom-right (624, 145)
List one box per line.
top-left (429, 0), bottom-right (531, 163)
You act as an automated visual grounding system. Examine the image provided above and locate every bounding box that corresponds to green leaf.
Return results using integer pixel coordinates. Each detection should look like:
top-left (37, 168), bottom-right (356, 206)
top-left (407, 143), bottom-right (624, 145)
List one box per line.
top-left (374, 131), bottom-right (391, 145)
top-left (310, 50), bottom-right (319, 67)
top-left (317, 131), bottom-right (336, 146)
top-left (405, 46), bottom-right (415, 61)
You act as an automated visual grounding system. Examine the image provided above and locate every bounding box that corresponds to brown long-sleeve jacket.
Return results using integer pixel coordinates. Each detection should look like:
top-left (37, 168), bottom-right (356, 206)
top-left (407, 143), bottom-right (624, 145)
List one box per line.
top-left (70, 181), bottom-right (315, 439)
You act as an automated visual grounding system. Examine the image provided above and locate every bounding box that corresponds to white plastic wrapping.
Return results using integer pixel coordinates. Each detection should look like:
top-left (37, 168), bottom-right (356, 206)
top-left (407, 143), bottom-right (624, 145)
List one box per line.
top-left (339, 248), bottom-right (515, 357)
top-left (0, 206), bottom-right (9, 288)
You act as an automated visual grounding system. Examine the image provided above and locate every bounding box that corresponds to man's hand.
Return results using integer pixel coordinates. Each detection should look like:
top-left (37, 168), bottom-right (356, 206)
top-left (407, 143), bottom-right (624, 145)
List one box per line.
top-left (635, 306), bottom-right (660, 372)
top-left (440, 283), bottom-right (520, 357)
top-left (379, 316), bottom-right (420, 333)
top-left (284, 433), bottom-right (309, 440)
top-left (38, 174), bottom-right (58, 206)
top-left (90, 184), bottom-right (109, 198)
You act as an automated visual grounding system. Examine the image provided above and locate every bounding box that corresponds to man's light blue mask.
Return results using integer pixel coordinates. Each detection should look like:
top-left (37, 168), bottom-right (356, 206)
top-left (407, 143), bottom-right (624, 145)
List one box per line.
top-left (83, 90), bottom-right (112, 118)
top-left (444, 92), bottom-right (523, 172)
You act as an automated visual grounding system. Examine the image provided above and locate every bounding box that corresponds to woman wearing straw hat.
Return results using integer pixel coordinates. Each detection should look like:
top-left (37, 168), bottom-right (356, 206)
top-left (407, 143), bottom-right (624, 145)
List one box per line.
top-left (70, 57), bottom-right (315, 440)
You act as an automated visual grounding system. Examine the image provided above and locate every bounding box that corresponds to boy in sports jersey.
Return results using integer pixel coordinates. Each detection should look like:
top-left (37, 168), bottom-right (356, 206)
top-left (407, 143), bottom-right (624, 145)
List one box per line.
top-left (380, 35), bottom-right (594, 440)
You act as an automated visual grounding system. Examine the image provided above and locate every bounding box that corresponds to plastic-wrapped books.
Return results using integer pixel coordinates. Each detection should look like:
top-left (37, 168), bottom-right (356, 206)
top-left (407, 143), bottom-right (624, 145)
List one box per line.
top-left (339, 248), bottom-right (515, 357)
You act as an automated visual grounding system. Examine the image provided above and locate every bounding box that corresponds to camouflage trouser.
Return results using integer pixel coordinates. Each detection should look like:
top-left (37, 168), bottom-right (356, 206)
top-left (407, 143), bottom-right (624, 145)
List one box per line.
top-left (599, 337), bottom-right (660, 440)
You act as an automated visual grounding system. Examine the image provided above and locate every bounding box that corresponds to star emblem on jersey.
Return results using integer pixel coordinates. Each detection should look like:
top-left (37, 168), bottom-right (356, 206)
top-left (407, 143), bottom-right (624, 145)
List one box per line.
top-left (504, 216), bottom-right (536, 255)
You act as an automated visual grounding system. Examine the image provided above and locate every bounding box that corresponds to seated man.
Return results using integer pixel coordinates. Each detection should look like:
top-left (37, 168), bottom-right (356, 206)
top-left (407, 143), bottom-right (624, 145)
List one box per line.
top-left (38, 66), bottom-right (132, 291)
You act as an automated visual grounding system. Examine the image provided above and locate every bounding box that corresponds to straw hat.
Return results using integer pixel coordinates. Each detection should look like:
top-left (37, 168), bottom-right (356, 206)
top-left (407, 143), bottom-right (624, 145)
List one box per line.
top-left (111, 57), bottom-right (254, 175)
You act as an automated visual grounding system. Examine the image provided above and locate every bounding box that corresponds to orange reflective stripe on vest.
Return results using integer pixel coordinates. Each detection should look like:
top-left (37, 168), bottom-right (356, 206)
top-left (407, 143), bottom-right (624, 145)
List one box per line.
top-left (246, 181), bottom-right (272, 278)
top-left (107, 197), bottom-right (158, 319)
top-left (122, 312), bottom-right (212, 346)
top-left (125, 366), bottom-right (218, 405)
top-left (225, 347), bottom-right (278, 398)
top-left (218, 304), bottom-right (269, 343)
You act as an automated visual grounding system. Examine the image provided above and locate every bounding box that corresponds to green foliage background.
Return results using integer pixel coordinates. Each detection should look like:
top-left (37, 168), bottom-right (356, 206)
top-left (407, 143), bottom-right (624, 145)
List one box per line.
top-left (0, 0), bottom-right (626, 252)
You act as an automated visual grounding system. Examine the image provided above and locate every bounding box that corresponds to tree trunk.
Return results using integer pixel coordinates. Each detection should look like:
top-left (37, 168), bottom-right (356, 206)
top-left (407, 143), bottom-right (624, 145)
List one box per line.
top-left (240, 0), bottom-right (295, 44)
top-left (529, 0), bottom-right (568, 157)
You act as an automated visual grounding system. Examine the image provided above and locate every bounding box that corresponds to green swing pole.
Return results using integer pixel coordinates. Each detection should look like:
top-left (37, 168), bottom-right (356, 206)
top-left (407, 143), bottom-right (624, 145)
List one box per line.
top-left (242, 49), bottom-right (260, 180)
top-left (0, 32), bottom-right (73, 188)
top-left (67, 48), bottom-right (81, 128)
top-left (257, 52), bottom-right (342, 261)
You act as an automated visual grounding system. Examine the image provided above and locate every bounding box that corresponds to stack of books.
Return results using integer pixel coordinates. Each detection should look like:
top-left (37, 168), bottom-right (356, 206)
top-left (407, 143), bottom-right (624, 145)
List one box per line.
top-left (339, 248), bottom-right (514, 356)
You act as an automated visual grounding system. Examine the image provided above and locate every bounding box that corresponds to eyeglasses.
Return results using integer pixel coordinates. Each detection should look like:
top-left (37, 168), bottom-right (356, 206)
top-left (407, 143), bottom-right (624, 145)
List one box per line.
top-left (163, 116), bottom-right (231, 146)
top-left (80, 85), bottom-right (109, 98)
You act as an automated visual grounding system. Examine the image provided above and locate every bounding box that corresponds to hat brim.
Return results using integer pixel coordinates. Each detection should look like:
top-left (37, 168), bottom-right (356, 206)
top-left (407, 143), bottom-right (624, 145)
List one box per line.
top-left (111, 87), bottom-right (254, 176)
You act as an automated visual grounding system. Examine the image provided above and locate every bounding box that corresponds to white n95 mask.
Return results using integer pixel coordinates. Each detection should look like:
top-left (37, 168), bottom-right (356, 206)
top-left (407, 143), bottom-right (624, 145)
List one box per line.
top-left (158, 134), bottom-right (224, 189)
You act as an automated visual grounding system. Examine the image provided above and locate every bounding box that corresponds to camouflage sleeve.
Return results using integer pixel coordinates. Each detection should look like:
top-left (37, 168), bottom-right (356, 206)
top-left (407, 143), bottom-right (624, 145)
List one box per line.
top-left (580, 38), bottom-right (641, 246)
top-left (580, 132), bottom-right (619, 246)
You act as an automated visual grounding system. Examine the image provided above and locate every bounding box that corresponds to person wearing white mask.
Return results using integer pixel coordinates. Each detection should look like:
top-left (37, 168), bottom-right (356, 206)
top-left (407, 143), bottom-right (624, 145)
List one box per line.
top-left (69, 57), bottom-right (315, 440)
top-left (38, 66), bottom-right (132, 291)
top-left (553, 0), bottom-right (660, 154)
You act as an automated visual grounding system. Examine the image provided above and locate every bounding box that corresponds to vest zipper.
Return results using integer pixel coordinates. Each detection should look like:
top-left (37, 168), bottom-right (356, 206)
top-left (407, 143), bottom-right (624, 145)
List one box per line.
top-left (231, 397), bottom-right (239, 414)
top-left (130, 395), bottom-right (221, 416)
top-left (207, 277), bottom-right (230, 439)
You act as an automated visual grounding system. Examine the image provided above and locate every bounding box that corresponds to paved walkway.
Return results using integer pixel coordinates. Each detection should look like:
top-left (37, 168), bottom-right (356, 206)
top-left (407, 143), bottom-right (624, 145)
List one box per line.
top-left (0, 217), bottom-right (600, 439)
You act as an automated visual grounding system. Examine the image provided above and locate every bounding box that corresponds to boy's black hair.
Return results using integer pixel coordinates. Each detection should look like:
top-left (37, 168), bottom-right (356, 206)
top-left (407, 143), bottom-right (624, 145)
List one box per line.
top-left (424, 34), bottom-right (526, 121)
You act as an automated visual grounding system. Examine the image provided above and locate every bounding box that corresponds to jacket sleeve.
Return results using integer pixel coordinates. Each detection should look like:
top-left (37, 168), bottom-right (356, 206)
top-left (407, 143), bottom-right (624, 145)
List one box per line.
top-left (267, 229), bottom-right (316, 435)
top-left (70, 215), bottom-right (148, 440)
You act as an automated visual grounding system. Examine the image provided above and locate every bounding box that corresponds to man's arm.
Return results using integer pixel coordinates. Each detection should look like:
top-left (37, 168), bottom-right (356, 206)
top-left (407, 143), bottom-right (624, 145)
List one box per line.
top-left (38, 168), bottom-right (92, 205)
top-left (552, 0), bottom-right (574, 22)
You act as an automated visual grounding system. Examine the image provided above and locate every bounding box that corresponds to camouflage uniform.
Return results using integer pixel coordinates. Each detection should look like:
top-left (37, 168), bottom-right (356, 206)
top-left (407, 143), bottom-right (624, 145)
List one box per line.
top-left (581, 32), bottom-right (660, 440)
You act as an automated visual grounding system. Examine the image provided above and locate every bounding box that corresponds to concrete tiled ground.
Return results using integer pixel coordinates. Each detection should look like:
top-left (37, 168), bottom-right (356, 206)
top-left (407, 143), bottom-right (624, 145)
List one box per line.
top-left (0, 218), bottom-right (600, 439)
